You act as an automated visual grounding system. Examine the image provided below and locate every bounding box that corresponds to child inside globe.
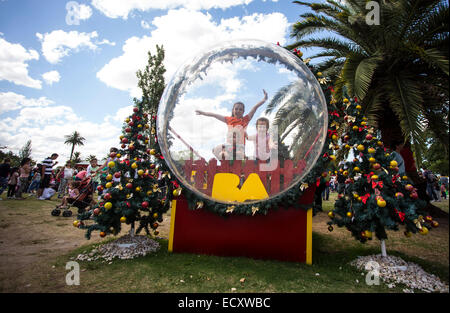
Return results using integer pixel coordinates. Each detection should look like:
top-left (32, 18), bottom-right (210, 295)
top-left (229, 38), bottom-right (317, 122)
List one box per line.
top-left (195, 89), bottom-right (268, 160)
top-left (247, 117), bottom-right (278, 161)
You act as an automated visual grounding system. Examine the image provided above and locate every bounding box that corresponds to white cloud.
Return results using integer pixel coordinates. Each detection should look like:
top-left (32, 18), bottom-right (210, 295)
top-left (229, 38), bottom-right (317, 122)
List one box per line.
top-left (41, 70), bottom-right (61, 85)
top-left (75, 3), bottom-right (93, 21)
top-left (0, 38), bottom-right (42, 89)
top-left (96, 9), bottom-right (289, 97)
top-left (36, 30), bottom-right (114, 64)
top-left (91, 0), bottom-right (254, 19)
top-left (0, 92), bottom-right (130, 163)
top-left (0, 92), bottom-right (53, 115)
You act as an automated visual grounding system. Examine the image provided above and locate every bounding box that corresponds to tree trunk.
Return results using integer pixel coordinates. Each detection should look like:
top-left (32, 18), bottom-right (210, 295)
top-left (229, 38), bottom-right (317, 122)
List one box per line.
top-left (380, 240), bottom-right (387, 258)
top-left (69, 144), bottom-right (75, 161)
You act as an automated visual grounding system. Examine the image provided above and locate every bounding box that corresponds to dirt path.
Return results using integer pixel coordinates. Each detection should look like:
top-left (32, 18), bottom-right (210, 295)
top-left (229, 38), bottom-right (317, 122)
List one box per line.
top-left (0, 196), bottom-right (170, 292)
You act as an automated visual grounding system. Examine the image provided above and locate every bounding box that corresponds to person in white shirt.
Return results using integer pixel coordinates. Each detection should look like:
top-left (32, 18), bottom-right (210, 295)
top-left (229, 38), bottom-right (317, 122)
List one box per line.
top-left (57, 161), bottom-right (74, 198)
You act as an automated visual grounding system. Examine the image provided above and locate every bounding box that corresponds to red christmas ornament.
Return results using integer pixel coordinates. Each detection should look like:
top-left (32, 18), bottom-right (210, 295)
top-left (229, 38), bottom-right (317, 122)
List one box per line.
top-left (125, 127), bottom-right (131, 133)
top-left (126, 202), bottom-right (131, 207)
top-left (121, 138), bottom-right (128, 144)
top-left (366, 134), bottom-right (373, 141)
top-left (114, 172), bottom-right (121, 178)
top-left (97, 186), bottom-right (104, 192)
top-left (126, 183), bottom-right (133, 189)
top-left (103, 193), bottom-right (112, 201)
top-left (121, 144), bottom-right (126, 149)
top-left (128, 121), bottom-right (134, 127)
top-left (142, 201), bottom-right (149, 208)
top-left (93, 208), bottom-right (100, 215)
top-left (133, 107), bottom-right (139, 113)
top-left (137, 134), bottom-right (143, 140)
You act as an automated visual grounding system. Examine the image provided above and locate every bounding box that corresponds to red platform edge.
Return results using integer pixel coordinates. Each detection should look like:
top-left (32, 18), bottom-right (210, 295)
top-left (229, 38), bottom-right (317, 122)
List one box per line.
top-left (168, 185), bottom-right (315, 263)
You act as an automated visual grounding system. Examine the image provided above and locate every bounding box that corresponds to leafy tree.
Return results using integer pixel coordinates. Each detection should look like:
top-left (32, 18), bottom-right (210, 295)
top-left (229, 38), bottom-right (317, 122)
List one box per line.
top-left (0, 148), bottom-right (21, 167)
top-left (288, 0), bottom-right (449, 166)
top-left (19, 140), bottom-right (32, 160)
top-left (422, 131), bottom-right (449, 175)
top-left (136, 45), bottom-right (166, 147)
top-left (64, 131), bottom-right (86, 161)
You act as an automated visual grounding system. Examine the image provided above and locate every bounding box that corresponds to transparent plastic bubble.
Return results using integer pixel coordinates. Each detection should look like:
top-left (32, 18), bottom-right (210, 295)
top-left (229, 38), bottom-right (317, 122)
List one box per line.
top-left (157, 39), bottom-right (328, 205)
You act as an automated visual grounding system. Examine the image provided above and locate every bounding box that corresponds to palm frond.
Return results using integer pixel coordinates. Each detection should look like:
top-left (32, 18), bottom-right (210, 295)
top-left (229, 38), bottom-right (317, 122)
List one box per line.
top-left (353, 55), bottom-right (383, 100)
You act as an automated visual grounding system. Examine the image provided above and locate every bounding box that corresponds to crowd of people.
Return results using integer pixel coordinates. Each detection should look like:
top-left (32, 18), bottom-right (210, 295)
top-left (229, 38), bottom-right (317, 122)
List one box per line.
top-left (0, 153), bottom-right (104, 205)
top-left (320, 169), bottom-right (449, 202)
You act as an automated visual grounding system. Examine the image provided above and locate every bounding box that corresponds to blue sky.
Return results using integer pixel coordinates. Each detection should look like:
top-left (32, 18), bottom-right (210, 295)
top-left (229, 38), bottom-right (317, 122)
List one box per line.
top-left (0, 0), bottom-right (318, 163)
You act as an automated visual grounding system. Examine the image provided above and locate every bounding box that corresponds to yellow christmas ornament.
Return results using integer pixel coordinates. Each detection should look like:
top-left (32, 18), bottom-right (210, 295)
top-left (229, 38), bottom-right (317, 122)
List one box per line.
top-left (105, 182), bottom-right (112, 188)
top-left (106, 174), bottom-right (113, 181)
top-left (377, 198), bottom-right (386, 207)
top-left (328, 211), bottom-right (335, 218)
top-left (390, 160), bottom-right (398, 167)
top-left (356, 105), bottom-right (362, 110)
top-left (368, 148), bottom-right (375, 154)
top-left (104, 202), bottom-right (112, 210)
top-left (343, 98), bottom-right (349, 103)
top-left (137, 169), bottom-right (144, 176)
top-left (131, 162), bottom-right (138, 169)
top-left (73, 220), bottom-right (79, 227)
top-left (357, 144), bottom-right (365, 151)
top-left (108, 161), bottom-right (115, 168)
top-left (116, 153), bottom-right (121, 158)
top-left (419, 226), bottom-right (429, 235)
top-left (135, 186), bottom-right (141, 192)
top-left (120, 216), bottom-right (126, 223)
top-left (364, 230), bottom-right (372, 238)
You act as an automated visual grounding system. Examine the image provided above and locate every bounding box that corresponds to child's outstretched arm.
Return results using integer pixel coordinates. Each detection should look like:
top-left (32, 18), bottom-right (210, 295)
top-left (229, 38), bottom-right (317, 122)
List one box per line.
top-left (195, 110), bottom-right (226, 123)
top-left (247, 89), bottom-right (268, 120)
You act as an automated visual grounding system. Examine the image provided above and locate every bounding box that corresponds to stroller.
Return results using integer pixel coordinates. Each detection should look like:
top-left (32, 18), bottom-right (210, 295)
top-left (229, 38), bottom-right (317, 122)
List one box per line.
top-left (51, 176), bottom-right (94, 217)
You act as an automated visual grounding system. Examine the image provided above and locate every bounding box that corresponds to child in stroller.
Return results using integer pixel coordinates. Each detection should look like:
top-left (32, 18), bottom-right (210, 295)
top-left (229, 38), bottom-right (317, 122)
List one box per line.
top-left (51, 176), bottom-right (94, 217)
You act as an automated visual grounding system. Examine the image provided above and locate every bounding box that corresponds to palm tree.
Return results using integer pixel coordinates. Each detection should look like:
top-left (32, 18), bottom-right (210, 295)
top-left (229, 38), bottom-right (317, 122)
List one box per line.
top-left (85, 155), bottom-right (97, 162)
top-left (72, 151), bottom-right (82, 164)
top-left (64, 131), bottom-right (86, 161)
top-left (265, 80), bottom-right (322, 161)
top-left (287, 0), bottom-right (449, 166)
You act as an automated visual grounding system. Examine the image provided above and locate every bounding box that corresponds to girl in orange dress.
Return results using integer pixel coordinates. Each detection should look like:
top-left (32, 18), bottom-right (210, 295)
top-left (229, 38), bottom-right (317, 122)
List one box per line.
top-left (196, 89), bottom-right (268, 160)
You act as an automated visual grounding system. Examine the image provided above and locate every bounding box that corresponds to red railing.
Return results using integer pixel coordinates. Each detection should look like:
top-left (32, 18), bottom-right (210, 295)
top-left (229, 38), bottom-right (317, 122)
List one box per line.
top-left (183, 159), bottom-right (307, 197)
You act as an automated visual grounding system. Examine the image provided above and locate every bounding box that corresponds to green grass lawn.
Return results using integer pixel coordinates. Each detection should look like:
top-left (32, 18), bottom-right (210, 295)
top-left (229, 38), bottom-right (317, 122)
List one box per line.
top-left (53, 232), bottom-right (448, 293)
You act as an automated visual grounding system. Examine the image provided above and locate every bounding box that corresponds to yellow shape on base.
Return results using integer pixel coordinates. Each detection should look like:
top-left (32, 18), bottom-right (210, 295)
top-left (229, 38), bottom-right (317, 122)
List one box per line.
top-left (211, 173), bottom-right (269, 202)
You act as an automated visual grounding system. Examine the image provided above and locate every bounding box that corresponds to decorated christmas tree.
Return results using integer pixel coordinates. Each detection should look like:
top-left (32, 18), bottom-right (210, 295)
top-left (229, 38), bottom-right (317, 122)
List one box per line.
top-left (326, 95), bottom-right (439, 256)
top-left (75, 45), bottom-right (181, 239)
